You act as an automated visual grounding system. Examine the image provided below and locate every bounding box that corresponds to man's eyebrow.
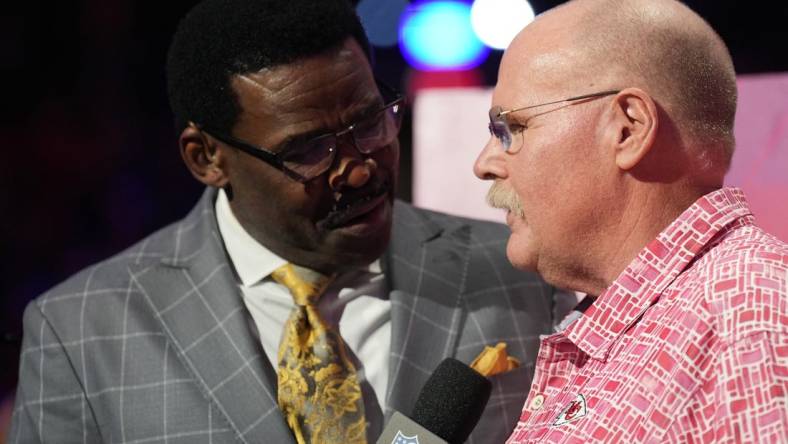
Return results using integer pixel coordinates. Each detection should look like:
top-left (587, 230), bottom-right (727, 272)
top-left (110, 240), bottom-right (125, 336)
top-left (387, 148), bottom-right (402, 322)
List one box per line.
top-left (272, 98), bottom-right (385, 153)
top-left (270, 129), bottom-right (328, 154)
top-left (345, 96), bottom-right (386, 125)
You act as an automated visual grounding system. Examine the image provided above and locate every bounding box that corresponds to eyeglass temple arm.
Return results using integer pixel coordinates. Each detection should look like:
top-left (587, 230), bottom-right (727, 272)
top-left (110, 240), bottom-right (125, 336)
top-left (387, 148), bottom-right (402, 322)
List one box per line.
top-left (190, 123), bottom-right (281, 164)
top-left (502, 89), bottom-right (621, 116)
top-left (189, 123), bottom-right (313, 180)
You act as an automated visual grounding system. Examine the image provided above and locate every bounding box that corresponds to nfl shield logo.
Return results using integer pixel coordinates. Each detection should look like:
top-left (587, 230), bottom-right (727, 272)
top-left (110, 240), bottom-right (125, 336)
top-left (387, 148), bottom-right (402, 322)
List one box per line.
top-left (391, 430), bottom-right (420, 444)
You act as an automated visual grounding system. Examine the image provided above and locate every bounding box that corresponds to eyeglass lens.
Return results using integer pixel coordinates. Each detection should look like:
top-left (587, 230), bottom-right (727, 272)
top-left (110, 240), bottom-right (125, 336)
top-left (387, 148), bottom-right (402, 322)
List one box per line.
top-left (280, 102), bottom-right (403, 180)
top-left (488, 106), bottom-right (512, 150)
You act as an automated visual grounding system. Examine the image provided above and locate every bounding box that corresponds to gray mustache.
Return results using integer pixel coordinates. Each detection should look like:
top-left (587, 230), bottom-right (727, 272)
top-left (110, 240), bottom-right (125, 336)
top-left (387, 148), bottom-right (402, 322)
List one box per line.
top-left (486, 182), bottom-right (524, 217)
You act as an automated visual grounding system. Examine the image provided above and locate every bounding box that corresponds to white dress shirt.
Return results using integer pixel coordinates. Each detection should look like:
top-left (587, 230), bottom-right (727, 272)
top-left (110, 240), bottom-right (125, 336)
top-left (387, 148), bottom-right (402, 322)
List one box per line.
top-left (214, 189), bottom-right (392, 412)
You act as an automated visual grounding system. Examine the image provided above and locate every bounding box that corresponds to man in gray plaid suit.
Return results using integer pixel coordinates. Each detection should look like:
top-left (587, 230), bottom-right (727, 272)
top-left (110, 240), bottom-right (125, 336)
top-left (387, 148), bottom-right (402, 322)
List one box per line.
top-left (10, 0), bottom-right (565, 442)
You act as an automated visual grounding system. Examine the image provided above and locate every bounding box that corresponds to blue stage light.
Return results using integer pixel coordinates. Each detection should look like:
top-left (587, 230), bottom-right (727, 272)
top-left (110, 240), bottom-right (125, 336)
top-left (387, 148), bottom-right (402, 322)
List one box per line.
top-left (398, 1), bottom-right (490, 71)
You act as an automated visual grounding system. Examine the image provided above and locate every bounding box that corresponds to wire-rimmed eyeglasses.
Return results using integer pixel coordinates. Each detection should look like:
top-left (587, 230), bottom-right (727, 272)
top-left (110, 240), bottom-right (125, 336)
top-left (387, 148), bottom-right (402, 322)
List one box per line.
top-left (488, 89), bottom-right (620, 152)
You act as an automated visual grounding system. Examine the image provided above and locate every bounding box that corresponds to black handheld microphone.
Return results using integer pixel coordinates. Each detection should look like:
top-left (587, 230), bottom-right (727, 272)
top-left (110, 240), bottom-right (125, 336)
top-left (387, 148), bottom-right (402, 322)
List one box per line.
top-left (377, 358), bottom-right (492, 444)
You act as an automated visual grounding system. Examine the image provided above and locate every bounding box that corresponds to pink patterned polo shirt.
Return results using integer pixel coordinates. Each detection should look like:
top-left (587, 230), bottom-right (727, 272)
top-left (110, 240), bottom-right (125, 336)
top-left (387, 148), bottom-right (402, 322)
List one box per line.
top-left (507, 188), bottom-right (788, 443)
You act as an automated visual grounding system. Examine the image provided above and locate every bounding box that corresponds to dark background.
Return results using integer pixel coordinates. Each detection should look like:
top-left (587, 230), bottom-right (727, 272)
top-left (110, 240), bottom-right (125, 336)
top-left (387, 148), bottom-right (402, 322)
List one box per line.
top-left (2, 0), bottom-right (787, 408)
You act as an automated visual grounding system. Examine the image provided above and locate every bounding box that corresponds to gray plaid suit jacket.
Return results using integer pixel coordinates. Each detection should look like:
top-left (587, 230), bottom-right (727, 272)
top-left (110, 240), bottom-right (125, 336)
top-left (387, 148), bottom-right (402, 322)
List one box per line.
top-left (10, 188), bottom-right (560, 443)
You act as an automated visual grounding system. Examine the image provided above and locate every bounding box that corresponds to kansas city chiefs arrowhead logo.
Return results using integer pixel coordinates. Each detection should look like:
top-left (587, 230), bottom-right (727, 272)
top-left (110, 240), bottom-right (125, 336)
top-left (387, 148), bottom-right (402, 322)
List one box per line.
top-left (553, 394), bottom-right (587, 426)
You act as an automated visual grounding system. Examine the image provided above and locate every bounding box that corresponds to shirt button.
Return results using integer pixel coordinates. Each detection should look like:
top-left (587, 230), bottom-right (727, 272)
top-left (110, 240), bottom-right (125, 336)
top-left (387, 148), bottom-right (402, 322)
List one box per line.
top-left (529, 394), bottom-right (545, 410)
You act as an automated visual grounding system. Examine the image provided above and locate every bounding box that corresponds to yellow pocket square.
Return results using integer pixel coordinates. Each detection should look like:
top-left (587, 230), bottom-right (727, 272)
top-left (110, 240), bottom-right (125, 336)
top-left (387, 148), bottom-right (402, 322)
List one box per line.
top-left (470, 342), bottom-right (520, 377)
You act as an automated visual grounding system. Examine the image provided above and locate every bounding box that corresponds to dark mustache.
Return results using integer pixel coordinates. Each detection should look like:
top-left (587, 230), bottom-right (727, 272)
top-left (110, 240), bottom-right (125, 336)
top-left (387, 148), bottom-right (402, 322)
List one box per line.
top-left (317, 180), bottom-right (391, 230)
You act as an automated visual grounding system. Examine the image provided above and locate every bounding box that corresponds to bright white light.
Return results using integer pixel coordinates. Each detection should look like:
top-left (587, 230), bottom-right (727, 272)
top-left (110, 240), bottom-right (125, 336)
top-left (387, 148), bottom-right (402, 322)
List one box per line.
top-left (471, 0), bottom-right (536, 50)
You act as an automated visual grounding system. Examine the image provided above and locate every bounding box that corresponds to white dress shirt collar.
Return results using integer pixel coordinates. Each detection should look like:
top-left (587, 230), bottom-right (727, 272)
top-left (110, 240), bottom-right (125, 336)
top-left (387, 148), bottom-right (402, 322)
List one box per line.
top-left (215, 188), bottom-right (287, 286)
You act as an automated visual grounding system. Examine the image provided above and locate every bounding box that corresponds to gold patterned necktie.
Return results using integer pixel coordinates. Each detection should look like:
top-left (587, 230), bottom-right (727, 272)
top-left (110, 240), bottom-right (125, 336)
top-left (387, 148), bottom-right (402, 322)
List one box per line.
top-left (271, 263), bottom-right (367, 444)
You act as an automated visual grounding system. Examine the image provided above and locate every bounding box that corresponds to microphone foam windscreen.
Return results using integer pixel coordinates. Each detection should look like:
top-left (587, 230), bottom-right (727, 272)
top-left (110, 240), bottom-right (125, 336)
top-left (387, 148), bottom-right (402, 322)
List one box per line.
top-left (411, 358), bottom-right (492, 444)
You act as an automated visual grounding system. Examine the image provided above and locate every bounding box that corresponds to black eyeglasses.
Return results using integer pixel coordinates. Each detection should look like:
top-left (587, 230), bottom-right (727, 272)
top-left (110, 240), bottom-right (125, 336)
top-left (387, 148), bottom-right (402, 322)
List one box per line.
top-left (194, 81), bottom-right (405, 182)
top-left (488, 89), bottom-right (620, 152)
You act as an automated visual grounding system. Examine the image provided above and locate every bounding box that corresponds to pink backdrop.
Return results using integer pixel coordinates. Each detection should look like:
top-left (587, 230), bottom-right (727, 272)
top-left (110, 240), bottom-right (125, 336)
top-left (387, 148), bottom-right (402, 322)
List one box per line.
top-left (725, 74), bottom-right (788, 241)
top-left (413, 73), bottom-right (788, 241)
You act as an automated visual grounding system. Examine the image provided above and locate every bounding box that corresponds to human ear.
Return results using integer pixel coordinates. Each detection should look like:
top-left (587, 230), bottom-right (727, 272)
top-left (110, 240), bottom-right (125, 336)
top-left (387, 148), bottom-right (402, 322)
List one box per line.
top-left (179, 122), bottom-right (230, 187)
top-left (610, 88), bottom-right (659, 171)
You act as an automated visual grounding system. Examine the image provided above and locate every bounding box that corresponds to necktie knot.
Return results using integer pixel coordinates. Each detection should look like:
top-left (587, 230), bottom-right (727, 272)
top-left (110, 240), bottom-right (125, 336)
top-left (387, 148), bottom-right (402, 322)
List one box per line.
top-left (271, 263), bottom-right (333, 306)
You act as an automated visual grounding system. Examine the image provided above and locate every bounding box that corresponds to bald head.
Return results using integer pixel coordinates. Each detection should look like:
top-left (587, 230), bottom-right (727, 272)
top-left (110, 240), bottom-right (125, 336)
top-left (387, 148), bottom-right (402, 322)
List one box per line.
top-left (506, 0), bottom-right (737, 175)
top-left (475, 0), bottom-right (740, 289)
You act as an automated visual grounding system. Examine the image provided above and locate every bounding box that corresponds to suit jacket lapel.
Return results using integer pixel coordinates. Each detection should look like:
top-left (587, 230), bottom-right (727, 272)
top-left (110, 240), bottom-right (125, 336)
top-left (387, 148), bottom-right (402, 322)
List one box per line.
top-left (129, 189), bottom-right (293, 443)
top-left (384, 202), bottom-right (471, 417)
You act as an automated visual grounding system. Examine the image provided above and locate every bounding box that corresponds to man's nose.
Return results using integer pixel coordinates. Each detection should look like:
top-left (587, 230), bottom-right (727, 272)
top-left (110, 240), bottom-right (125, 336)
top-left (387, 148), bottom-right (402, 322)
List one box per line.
top-left (328, 137), bottom-right (376, 190)
top-left (473, 138), bottom-right (508, 181)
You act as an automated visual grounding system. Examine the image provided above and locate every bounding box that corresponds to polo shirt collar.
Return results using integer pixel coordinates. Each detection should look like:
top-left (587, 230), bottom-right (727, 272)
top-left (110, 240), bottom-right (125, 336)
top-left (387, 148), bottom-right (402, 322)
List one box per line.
top-left (563, 187), bottom-right (753, 361)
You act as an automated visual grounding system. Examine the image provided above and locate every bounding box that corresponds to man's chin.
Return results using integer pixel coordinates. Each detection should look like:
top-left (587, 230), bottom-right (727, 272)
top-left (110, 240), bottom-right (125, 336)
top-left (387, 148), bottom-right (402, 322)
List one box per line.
top-left (319, 201), bottom-right (393, 267)
top-left (506, 249), bottom-right (538, 272)
top-left (326, 238), bottom-right (391, 273)
top-left (505, 230), bottom-right (539, 272)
